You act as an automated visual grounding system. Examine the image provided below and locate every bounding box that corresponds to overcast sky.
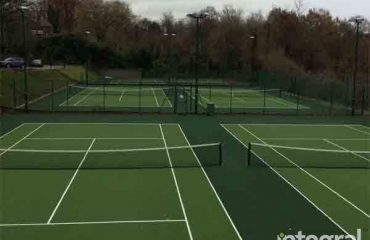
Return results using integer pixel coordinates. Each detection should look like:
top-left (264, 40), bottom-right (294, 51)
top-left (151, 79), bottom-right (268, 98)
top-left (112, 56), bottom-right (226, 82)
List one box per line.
top-left (123, 0), bottom-right (370, 21)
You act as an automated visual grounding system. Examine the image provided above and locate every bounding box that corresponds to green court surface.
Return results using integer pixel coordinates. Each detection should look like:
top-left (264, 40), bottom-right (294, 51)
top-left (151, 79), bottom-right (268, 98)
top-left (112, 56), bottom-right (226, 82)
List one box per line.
top-left (60, 86), bottom-right (173, 109)
top-left (222, 123), bottom-right (370, 240)
top-left (197, 88), bottom-right (309, 110)
top-left (0, 123), bottom-right (241, 240)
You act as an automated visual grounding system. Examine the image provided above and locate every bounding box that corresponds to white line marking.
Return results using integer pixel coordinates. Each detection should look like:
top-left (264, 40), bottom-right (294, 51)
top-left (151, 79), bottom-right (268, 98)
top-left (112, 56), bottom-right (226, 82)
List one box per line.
top-left (73, 88), bottom-right (97, 106)
top-left (26, 137), bottom-right (163, 140)
top-left (119, 89), bottom-right (126, 102)
top-left (16, 85), bottom-right (67, 109)
top-left (159, 124), bottom-right (193, 240)
top-left (239, 124), bottom-right (370, 218)
top-left (232, 124), bottom-right (366, 127)
top-left (0, 219), bottom-right (185, 227)
top-left (177, 125), bottom-right (243, 240)
top-left (22, 123), bottom-right (160, 126)
top-left (0, 124), bottom-right (44, 157)
top-left (220, 124), bottom-right (353, 238)
top-left (1, 143), bottom-right (220, 154)
top-left (0, 123), bottom-right (26, 139)
top-left (161, 89), bottom-right (173, 108)
top-left (262, 138), bottom-right (370, 141)
top-left (152, 88), bottom-right (160, 107)
top-left (345, 125), bottom-right (370, 136)
top-left (249, 143), bottom-right (370, 154)
top-left (47, 138), bottom-right (96, 224)
top-left (323, 139), bottom-right (370, 163)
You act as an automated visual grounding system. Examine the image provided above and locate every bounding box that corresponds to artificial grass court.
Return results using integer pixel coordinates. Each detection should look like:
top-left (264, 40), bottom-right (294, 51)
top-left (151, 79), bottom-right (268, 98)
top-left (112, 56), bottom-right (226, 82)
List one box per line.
top-left (197, 88), bottom-right (309, 110)
top-left (55, 84), bottom-right (307, 112)
top-left (222, 124), bottom-right (370, 239)
top-left (59, 86), bottom-right (173, 109)
top-left (0, 114), bottom-right (369, 240)
top-left (0, 123), bottom-right (241, 240)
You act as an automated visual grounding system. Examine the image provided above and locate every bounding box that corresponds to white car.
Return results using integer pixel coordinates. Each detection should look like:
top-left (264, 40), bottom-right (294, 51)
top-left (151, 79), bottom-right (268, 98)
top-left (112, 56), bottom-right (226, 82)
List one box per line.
top-left (30, 59), bottom-right (43, 67)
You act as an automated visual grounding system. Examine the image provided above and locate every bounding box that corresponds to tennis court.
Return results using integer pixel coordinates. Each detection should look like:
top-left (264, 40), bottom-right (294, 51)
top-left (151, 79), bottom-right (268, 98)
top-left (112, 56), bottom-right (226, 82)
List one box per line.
top-left (0, 123), bottom-right (241, 240)
top-left (198, 88), bottom-right (309, 110)
top-left (222, 123), bottom-right (370, 239)
top-left (59, 85), bottom-right (173, 109)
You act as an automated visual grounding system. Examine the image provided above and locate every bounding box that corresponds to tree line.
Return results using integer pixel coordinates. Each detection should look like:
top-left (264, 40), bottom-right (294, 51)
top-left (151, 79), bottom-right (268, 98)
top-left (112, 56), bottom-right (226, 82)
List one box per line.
top-left (1, 0), bottom-right (370, 83)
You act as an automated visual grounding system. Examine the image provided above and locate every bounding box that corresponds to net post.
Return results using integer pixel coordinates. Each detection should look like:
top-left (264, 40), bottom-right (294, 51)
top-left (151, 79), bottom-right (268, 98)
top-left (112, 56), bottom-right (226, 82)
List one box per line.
top-left (219, 143), bottom-right (223, 166)
top-left (12, 78), bottom-right (16, 109)
top-left (247, 143), bottom-right (251, 166)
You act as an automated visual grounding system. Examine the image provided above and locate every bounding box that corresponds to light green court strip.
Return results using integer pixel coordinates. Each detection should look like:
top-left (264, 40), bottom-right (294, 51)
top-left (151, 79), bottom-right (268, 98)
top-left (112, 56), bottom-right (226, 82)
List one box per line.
top-left (0, 123), bottom-right (242, 240)
top-left (222, 124), bottom-right (370, 240)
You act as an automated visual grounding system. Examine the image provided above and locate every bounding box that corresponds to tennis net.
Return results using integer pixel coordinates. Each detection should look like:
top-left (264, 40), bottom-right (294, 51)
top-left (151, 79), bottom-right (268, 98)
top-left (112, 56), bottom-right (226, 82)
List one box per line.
top-left (247, 142), bottom-right (370, 169)
top-left (0, 143), bottom-right (222, 169)
top-left (69, 85), bottom-right (175, 97)
top-left (198, 88), bottom-right (281, 99)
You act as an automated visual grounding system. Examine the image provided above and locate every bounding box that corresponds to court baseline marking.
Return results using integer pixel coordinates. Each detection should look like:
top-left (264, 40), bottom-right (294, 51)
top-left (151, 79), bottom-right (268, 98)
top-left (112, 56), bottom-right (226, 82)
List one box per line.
top-left (0, 219), bottom-right (186, 227)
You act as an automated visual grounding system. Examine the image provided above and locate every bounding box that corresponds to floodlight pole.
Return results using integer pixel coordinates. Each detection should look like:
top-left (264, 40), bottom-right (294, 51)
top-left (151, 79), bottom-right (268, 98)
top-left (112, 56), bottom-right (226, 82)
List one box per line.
top-left (85, 31), bottom-right (91, 85)
top-left (164, 33), bottom-right (176, 83)
top-left (20, 6), bottom-right (28, 110)
top-left (351, 17), bottom-right (364, 116)
top-left (187, 12), bottom-right (208, 114)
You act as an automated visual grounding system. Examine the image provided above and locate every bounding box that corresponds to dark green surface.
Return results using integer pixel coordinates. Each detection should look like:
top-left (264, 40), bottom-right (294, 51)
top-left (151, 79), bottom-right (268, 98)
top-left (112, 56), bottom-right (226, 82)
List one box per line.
top-left (0, 113), bottom-right (369, 239)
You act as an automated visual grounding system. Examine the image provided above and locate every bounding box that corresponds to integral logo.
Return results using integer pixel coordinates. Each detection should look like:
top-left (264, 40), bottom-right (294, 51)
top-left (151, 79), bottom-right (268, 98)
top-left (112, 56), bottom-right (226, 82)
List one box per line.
top-left (277, 229), bottom-right (362, 240)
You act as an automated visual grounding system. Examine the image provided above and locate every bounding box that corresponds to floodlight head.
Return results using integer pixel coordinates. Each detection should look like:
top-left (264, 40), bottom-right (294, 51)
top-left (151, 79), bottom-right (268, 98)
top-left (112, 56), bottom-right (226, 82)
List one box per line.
top-left (171, 33), bottom-right (176, 36)
top-left (163, 33), bottom-right (169, 36)
top-left (350, 15), bottom-right (365, 24)
top-left (19, 6), bottom-right (29, 11)
top-left (201, 12), bottom-right (209, 18)
top-left (187, 13), bottom-right (196, 19)
top-left (249, 36), bottom-right (256, 39)
top-left (85, 31), bottom-right (91, 35)
top-left (104, 76), bottom-right (112, 79)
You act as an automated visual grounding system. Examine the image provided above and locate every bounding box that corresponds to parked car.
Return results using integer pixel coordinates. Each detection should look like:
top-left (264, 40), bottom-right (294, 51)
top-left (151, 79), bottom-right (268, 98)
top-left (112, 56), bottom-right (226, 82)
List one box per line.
top-left (0, 57), bottom-right (25, 68)
top-left (30, 59), bottom-right (43, 67)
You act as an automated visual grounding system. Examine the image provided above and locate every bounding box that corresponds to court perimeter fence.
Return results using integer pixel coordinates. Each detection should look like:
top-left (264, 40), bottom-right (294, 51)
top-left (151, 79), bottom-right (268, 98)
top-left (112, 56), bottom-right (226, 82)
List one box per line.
top-left (1, 71), bottom-right (369, 116)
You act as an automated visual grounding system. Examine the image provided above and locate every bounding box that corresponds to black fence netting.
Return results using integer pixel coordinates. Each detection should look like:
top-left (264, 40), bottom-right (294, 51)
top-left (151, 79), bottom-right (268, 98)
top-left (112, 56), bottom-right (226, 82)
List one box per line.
top-left (2, 71), bottom-right (369, 116)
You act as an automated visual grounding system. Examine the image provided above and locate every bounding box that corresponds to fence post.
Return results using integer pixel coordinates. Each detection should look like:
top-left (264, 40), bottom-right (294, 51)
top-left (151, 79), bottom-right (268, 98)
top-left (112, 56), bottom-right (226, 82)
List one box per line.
top-left (230, 84), bottom-right (233, 113)
top-left (50, 80), bottom-right (54, 111)
top-left (174, 85), bottom-right (177, 114)
top-left (263, 85), bottom-right (266, 114)
top-left (12, 78), bottom-right (16, 109)
top-left (139, 82), bottom-right (142, 113)
top-left (66, 80), bottom-right (69, 108)
top-left (247, 143), bottom-right (251, 166)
